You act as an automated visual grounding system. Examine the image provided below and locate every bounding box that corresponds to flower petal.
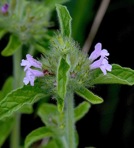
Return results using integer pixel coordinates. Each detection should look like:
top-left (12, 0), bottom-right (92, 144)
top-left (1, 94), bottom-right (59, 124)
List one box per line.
top-left (23, 77), bottom-right (29, 85)
top-left (89, 43), bottom-right (102, 62)
top-left (101, 49), bottom-right (109, 57)
top-left (100, 58), bottom-right (112, 75)
top-left (30, 69), bottom-right (44, 77)
top-left (26, 54), bottom-right (42, 69)
top-left (23, 68), bottom-right (44, 86)
top-left (90, 56), bottom-right (103, 70)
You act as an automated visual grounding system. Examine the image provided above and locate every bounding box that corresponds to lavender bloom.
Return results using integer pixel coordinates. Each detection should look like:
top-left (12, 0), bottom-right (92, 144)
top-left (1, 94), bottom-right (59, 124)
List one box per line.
top-left (21, 54), bottom-right (42, 71)
top-left (89, 43), bottom-right (109, 62)
top-left (89, 43), bottom-right (112, 75)
top-left (90, 57), bottom-right (112, 75)
top-left (1, 3), bottom-right (9, 14)
top-left (21, 54), bottom-right (44, 86)
top-left (23, 69), bottom-right (35, 86)
top-left (99, 58), bottom-right (112, 75)
top-left (89, 43), bottom-right (102, 62)
top-left (23, 68), bottom-right (44, 86)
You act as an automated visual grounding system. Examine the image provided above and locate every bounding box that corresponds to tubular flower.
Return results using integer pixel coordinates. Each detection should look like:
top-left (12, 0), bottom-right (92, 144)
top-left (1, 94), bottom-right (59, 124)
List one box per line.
top-left (1, 3), bottom-right (9, 14)
top-left (89, 43), bottom-right (112, 75)
top-left (21, 54), bottom-right (44, 86)
top-left (21, 54), bottom-right (42, 71)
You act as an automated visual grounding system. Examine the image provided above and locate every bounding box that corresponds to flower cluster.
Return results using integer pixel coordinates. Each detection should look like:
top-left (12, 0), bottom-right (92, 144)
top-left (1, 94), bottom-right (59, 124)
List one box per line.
top-left (21, 54), bottom-right (44, 86)
top-left (20, 43), bottom-right (112, 86)
top-left (89, 43), bottom-right (112, 75)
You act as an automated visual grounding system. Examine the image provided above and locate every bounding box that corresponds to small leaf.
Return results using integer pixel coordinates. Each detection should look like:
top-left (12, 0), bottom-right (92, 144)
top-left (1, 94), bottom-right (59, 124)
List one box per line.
top-left (0, 83), bottom-right (47, 120)
top-left (75, 87), bottom-right (103, 104)
top-left (24, 127), bottom-right (53, 148)
top-left (37, 103), bottom-right (60, 126)
top-left (24, 126), bottom-right (64, 148)
top-left (1, 35), bottom-right (21, 56)
top-left (57, 57), bottom-right (70, 100)
top-left (56, 4), bottom-right (72, 37)
top-left (93, 64), bottom-right (134, 85)
top-left (74, 101), bottom-right (91, 122)
top-left (0, 118), bottom-right (14, 147)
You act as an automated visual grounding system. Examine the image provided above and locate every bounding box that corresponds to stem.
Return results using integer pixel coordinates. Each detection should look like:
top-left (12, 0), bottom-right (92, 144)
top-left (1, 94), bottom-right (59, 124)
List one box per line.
top-left (65, 90), bottom-right (76, 148)
top-left (13, 49), bottom-right (22, 87)
top-left (10, 113), bottom-right (21, 148)
top-left (10, 48), bottom-right (22, 148)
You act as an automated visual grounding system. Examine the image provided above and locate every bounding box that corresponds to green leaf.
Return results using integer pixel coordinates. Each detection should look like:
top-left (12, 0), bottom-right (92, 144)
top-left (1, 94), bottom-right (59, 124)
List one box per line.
top-left (24, 127), bottom-right (53, 148)
top-left (0, 77), bottom-right (13, 101)
top-left (19, 104), bottom-right (33, 114)
top-left (37, 103), bottom-right (61, 126)
top-left (0, 91), bottom-right (3, 101)
top-left (74, 101), bottom-right (91, 122)
top-left (0, 29), bottom-right (7, 39)
top-left (1, 35), bottom-right (21, 56)
top-left (75, 87), bottom-right (103, 104)
top-left (0, 118), bottom-right (14, 147)
top-left (0, 84), bottom-right (47, 120)
top-left (56, 4), bottom-right (72, 37)
top-left (42, 140), bottom-right (59, 148)
top-left (57, 57), bottom-right (70, 100)
top-left (57, 97), bottom-right (64, 113)
top-left (24, 126), bottom-right (64, 148)
top-left (75, 130), bottom-right (79, 148)
top-left (93, 64), bottom-right (134, 85)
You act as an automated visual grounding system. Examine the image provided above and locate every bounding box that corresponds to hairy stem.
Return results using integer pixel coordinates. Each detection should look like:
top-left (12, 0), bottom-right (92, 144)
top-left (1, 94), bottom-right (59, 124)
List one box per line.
top-left (10, 48), bottom-right (22, 148)
top-left (10, 113), bottom-right (21, 148)
top-left (65, 90), bottom-right (76, 148)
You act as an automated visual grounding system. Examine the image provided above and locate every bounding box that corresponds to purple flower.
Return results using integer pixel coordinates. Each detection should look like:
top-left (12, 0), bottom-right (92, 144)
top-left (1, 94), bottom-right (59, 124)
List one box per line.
top-left (21, 54), bottom-right (44, 86)
top-left (1, 3), bottom-right (9, 14)
top-left (90, 56), bottom-right (112, 75)
top-left (89, 43), bottom-right (112, 75)
top-left (21, 54), bottom-right (42, 71)
top-left (23, 68), bottom-right (44, 86)
top-left (89, 43), bottom-right (109, 61)
top-left (89, 43), bottom-right (102, 62)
